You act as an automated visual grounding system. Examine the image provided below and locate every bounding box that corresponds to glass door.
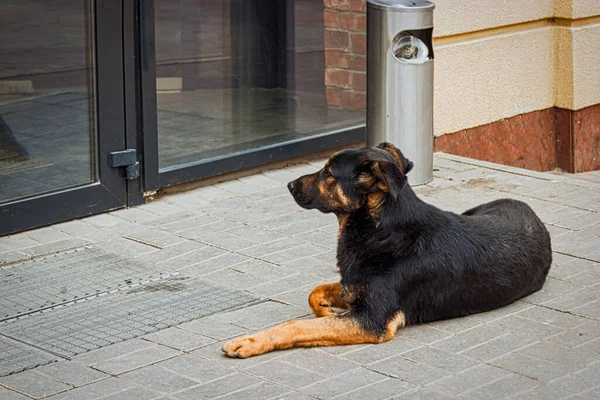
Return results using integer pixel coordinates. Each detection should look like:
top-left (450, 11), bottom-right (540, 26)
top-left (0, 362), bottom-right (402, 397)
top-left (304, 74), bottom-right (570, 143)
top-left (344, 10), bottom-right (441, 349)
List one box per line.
top-left (140, 0), bottom-right (365, 189)
top-left (0, 0), bottom-right (129, 236)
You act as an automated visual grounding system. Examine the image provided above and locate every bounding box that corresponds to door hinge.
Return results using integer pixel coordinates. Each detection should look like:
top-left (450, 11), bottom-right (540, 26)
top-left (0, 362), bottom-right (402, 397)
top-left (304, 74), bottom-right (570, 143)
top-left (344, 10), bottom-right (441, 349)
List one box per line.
top-left (109, 149), bottom-right (140, 180)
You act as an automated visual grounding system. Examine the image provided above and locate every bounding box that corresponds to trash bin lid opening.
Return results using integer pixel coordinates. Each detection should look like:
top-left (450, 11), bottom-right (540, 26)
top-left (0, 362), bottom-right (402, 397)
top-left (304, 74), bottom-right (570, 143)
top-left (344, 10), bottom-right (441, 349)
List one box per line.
top-left (367, 0), bottom-right (435, 11)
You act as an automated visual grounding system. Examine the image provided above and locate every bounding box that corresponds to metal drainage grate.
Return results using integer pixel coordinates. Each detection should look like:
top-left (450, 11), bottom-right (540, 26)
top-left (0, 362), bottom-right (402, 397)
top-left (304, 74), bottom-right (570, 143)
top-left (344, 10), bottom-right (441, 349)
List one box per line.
top-left (0, 276), bottom-right (262, 361)
top-left (0, 247), bottom-right (175, 320)
top-left (0, 334), bottom-right (59, 377)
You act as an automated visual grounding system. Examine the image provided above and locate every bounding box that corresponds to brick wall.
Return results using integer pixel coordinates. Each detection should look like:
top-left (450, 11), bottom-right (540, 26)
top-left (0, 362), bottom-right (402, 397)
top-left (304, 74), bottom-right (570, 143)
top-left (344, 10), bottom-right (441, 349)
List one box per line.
top-left (323, 0), bottom-right (367, 111)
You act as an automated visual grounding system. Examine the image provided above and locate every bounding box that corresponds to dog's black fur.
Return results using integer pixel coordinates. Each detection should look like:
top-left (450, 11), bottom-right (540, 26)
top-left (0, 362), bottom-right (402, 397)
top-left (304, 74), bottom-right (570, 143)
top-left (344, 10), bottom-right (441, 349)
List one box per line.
top-left (288, 143), bottom-right (552, 338)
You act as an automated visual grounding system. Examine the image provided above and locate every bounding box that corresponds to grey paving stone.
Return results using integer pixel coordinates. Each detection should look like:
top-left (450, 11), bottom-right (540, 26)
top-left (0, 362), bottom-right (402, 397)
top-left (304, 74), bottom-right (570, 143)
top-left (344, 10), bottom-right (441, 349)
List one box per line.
top-left (192, 340), bottom-right (295, 371)
top-left (177, 220), bottom-right (242, 239)
top-left (368, 356), bottom-right (451, 385)
top-left (0, 233), bottom-right (40, 250)
top-left (519, 341), bottom-right (597, 369)
top-left (461, 373), bottom-right (537, 400)
top-left (432, 323), bottom-right (506, 353)
top-left (135, 240), bottom-right (206, 264)
top-left (44, 377), bottom-right (135, 400)
top-left (427, 315), bottom-right (486, 334)
top-left (229, 259), bottom-right (296, 281)
top-left (213, 301), bottom-right (309, 331)
top-left (98, 386), bottom-right (163, 400)
top-left (426, 364), bottom-right (509, 396)
top-left (397, 325), bottom-right (453, 344)
top-left (173, 372), bottom-right (261, 400)
top-left (93, 345), bottom-right (181, 375)
top-left (143, 327), bottom-right (216, 351)
top-left (245, 360), bottom-right (324, 389)
top-left (157, 245), bottom-right (227, 272)
top-left (573, 300), bottom-right (600, 318)
top-left (21, 238), bottom-right (90, 258)
top-left (0, 250), bottom-right (29, 265)
top-left (0, 370), bottom-right (72, 399)
top-left (281, 349), bottom-right (358, 377)
top-left (96, 237), bottom-right (156, 257)
top-left (458, 332), bottom-right (538, 362)
top-left (515, 304), bottom-right (590, 329)
top-left (299, 367), bottom-right (386, 399)
top-left (542, 286), bottom-right (598, 312)
top-left (73, 339), bottom-right (155, 366)
top-left (199, 233), bottom-right (259, 252)
top-left (555, 212), bottom-right (600, 231)
top-left (549, 256), bottom-right (598, 280)
top-left (203, 268), bottom-right (267, 290)
top-left (226, 226), bottom-right (285, 244)
top-left (156, 354), bottom-right (234, 383)
top-left (547, 321), bottom-right (600, 348)
top-left (157, 214), bottom-right (222, 233)
top-left (523, 277), bottom-right (585, 305)
top-left (120, 365), bottom-right (198, 394)
top-left (239, 238), bottom-right (302, 258)
top-left (508, 385), bottom-right (556, 400)
top-left (218, 382), bottom-right (291, 400)
top-left (138, 200), bottom-right (187, 216)
top-left (248, 273), bottom-right (321, 297)
top-left (109, 208), bottom-right (159, 224)
top-left (567, 267), bottom-right (600, 288)
top-left (260, 243), bottom-right (330, 265)
top-left (333, 377), bottom-right (415, 400)
top-left (491, 351), bottom-right (583, 382)
top-left (494, 315), bottom-right (565, 339)
top-left (177, 317), bottom-right (251, 340)
top-left (576, 385), bottom-right (600, 400)
top-left (273, 218), bottom-right (334, 236)
top-left (53, 220), bottom-right (119, 243)
top-left (341, 338), bottom-right (423, 365)
top-left (25, 227), bottom-right (70, 243)
top-left (562, 237), bottom-right (600, 258)
top-left (36, 361), bottom-right (108, 387)
top-left (125, 230), bottom-right (186, 248)
top-left (402, 346), bottom-right (479, 373)
top-left (0, 387), bottom-right (31, 399)
top-left (393, 388), bottom-right (460, 400)
top-left (545, 362), bottom-right (600, 398)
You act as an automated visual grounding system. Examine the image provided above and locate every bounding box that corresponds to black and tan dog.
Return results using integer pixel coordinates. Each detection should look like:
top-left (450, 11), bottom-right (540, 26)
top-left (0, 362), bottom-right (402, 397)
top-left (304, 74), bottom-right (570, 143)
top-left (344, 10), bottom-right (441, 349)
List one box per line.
top-left (223, 143), bottom-right (552, 358)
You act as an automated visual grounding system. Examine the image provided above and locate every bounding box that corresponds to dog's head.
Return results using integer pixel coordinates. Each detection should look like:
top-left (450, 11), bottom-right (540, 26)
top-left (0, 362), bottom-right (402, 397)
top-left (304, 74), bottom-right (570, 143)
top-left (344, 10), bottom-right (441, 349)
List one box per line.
top-left (287, 142), bottom-right (413, 215)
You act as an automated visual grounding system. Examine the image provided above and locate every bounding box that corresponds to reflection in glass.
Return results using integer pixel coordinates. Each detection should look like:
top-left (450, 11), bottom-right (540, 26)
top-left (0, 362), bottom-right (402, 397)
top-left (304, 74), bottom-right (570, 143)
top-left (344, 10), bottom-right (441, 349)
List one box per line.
top-left (155, 0), bottom-right (365, 169)
top-left (0, 1), bottom-right (95, 203)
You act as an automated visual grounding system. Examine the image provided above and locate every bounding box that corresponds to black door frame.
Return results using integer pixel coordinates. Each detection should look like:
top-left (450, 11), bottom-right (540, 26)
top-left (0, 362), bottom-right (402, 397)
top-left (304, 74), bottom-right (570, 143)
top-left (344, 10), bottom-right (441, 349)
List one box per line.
top-left (0, 0), bottom-right (131, 236)
top-left (137, 0), bottom-right (365, 191)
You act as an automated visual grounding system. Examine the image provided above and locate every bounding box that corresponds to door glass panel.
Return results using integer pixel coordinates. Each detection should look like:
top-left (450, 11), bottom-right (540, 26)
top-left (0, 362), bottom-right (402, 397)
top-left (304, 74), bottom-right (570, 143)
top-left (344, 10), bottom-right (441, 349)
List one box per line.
top-left (155, 0), bottom-right (366, 170)
top-left (0, 1), bottom-right (96, 203)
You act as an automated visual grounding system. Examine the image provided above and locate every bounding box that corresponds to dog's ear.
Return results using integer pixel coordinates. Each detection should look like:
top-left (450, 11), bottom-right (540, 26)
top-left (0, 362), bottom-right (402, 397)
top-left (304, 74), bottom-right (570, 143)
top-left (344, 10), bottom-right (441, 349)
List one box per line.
top-left (376, 142), bottom-right (414, 174)
top-left (360, 160), bottom-right (407, 200)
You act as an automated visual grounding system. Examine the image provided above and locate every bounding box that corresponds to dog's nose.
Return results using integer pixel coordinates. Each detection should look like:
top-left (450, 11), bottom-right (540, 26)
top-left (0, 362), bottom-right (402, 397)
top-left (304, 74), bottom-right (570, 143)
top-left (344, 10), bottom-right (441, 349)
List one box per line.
top-left (287, 180), bottom-right (297, 193)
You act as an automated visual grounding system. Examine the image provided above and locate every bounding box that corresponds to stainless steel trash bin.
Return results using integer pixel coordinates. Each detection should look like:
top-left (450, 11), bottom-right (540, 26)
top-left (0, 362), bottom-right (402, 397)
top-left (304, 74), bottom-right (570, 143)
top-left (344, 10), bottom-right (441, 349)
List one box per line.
top-left (366, 0), bottom-right (435, 186)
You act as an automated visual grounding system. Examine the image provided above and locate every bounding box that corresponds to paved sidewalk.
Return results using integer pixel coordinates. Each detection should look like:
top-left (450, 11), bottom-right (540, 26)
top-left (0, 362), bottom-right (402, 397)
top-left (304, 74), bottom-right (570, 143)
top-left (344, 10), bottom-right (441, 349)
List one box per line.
top-left (1, 153), bottom-right (599, 400)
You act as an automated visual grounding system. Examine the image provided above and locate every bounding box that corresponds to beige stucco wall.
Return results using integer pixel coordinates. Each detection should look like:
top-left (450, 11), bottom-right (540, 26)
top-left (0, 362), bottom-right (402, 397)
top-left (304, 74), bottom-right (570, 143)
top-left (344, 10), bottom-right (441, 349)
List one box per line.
top-left (432, 0), bottom-right (600, 136)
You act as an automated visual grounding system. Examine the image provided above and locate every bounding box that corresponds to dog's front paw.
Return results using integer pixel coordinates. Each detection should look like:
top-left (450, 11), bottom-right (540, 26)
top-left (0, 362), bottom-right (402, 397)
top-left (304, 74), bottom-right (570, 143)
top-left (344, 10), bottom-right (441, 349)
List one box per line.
top-left (222, 335), bottom-right (271, 358)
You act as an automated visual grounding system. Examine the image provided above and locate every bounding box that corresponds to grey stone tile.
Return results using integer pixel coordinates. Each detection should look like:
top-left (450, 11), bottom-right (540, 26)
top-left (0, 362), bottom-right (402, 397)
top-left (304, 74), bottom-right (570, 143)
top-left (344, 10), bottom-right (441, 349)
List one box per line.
top-left (93, 345), bottom-right (181, 375)
top-left (0, 387), bottom-right (30, 399)
top-left (514, 304), bottom-right (589, 329)
top-left (109, 208), bottom-right (159, 224)
top-left (508, 385), bottom-right (556, 400)
top-left (432, 323), bottom-right (506, 353)
top-left (125, 230), bottom-right (186, 248)
top-left (245, 360), bottom-right (324, 389)
top-left (120, 365), bottom-right (198, 394)
top-left (562, 237), bottom-right (600, 258)
top-left (577, 385), bottom-right (600, 400)
top-left (191, 340), bottom-right (295, 371)
top-left (73, 339), bottom-right (155, 366)
top-left (156, 214), bottom-right (222, 233)
top-left (273, 218), bottom-right (334, 236)
top-left (138, 200), bottom-right (187, 217)
top-left (547, 321), bottom-right (600, 348)
top-left (397, 325), bottom-right (453, 344)
top-left (95, 237), bottom-right (157, 257)
top-left (573, 300), bottom-right (600, 318)
top-left (248, 273), bottom-right (320, 297)
top-left (402, 346), bottom-right (478, 373)
top-left (25, 227), bottom-right (70, 243)
top-left (537, 207), bottom-right (587, 225)
top-left (53, 220), bottom-right (119, 243)
top-left (177, 220), bottom-right (242, 239)
top-left (461, 373), bottom-right (537, 400)
top-left (177, 316), bottom-right (251, 340)
top-left (21, 238), bottom-right (90, 258)
top-left (368, 356), bottom-right (451, 385)
top-left (226, 226), bottom-right (284, 244)
top-left (333, 378), bottom-right (415, 400)
top-left (494, 315), bottom-right (565, 339)
top-left (202, 268), bottom-right (266, 289)
top-left (98, 386), bottom-right (163, 400)
top-left (426, 364), bottom-right (509, 395)
top-left (555, 212), bottom-right (600, 231)
top-left (143, 327), bottom-right (216, 351)
top-left (491, 351), bottom-right (581, 382)
top-left (341, 337), bottom-right (423, 365)
top-left (198, 233), bottom-right (258, 252)
top-left (0, 370), bottom-right (72, 399)
top-left (156, 354), bottom-right (234, 383)
top-left (230, 258), bottom-right (296, 281)
top-left (523, 277), bottom-right (585, 305)
top-left (135, 240), bottom-right (206, 264)
top-left (0, 250), bottom-right (30, 265)
top-left (0, 233), bottom-right (40, 250)
top-left (393, 388), bottom-right (460, 400)
top-left (213, 302), bottom-right (309, 331)
top-left (218, 382), bottom-right (290, 400)
top-left (239, 238), bottom-right (302, 258)
top-left (519, 341), bottom-right (597, 369)
top-left (567, 267), bottom-right (600, 288)
top-left (157, 245), bottom-right (227, 272)
top-left (260, 244), bottom-right (330, 265)
top-left (542, 286), bottom-right (598, 312)
top-left (300, 367), bottom-right (386, 399)
top-left (427, 315), bottom-right (486, 334)
top-left (458, 332), bottom-right (538, 362)
top-left (36, 361), bottom-right (108, 387)
top-left (173, 373), bottom-right (261, 400)
top-left (44, 377), bottom-right (135, 400)
top-left (545, 363), bottom-right (600, 398)
top-left (549, 256), bottom-right (598, 280)
top-left (281, 349), bottom-right (358, 377)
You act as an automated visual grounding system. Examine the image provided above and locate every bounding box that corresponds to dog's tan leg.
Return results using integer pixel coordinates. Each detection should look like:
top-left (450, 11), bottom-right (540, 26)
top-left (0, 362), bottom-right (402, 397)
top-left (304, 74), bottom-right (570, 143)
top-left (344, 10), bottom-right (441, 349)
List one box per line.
top-left (222, 311), bottom-right (406, 358)
top-left (308, 283), bottom-right (349, 317)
